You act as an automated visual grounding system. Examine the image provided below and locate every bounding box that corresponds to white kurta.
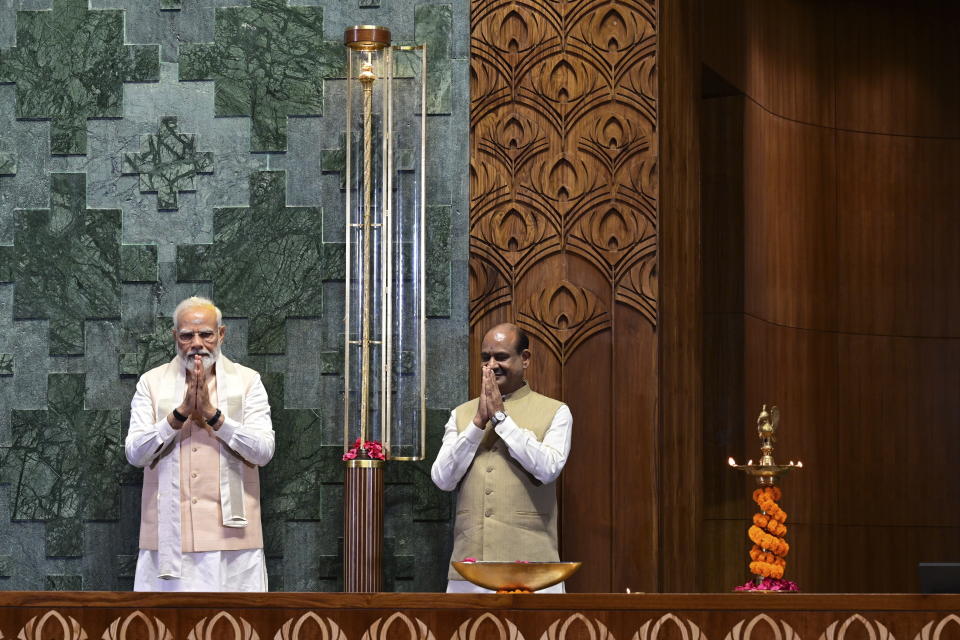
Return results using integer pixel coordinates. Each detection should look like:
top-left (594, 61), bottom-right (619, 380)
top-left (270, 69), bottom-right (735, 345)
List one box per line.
top-left (126, 356), bottom-right (274, 592)
top-left (134, 549), bottom-right (267, 592)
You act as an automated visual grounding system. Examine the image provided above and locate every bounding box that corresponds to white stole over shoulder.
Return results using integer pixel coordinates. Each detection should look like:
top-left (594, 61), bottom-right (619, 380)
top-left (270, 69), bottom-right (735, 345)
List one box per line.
top-left (153, 356), bottom-right (247, 580)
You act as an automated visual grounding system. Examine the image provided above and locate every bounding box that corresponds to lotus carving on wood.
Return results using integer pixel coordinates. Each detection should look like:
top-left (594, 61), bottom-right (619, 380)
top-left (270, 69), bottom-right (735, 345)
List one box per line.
top-left (527, 57), bottom-right (597, 106)
top-left (361, 613), bottom-right (434, 640)
top-left (633, 613), bottom-right (705, 640)
top-left (724, 614), bottom-right (797, 640)
top-left (528, 155), bottom-right (595, 204)
top-left (615, 252), bottom-right (657, 326)
top-left (542, 614), bottom-right (615, 640)
top-left (476, 204), bottom-right (556, 256)
top-left (102, 611), bottom-right (172, 640)
top-left (572, 4), bottom-right (654, 61)
top-left (915, 615), bottom-right (960, 640)
top-left (820, 615), bottom-right (892, 640)
top-left (18, 611), bottom-right (87, 640)
top-left (275, 613), bottom-right (345, 640)
top-left (473, 5), bottom-right (559, 57)
top-left (187, 612), bottom-right (258, 640)
top-left (476, 114), bottom-right (548, 176)
top-left (518, 280), bottom-right (610, 363)
top-left (450, 612), bottom-right (524, 640)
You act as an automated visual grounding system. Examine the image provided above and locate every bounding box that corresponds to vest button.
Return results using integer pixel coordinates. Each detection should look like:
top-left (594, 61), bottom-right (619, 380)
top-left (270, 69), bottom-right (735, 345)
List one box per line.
top-left (191, 497), bottom-right (197, 504)
top-left (486, 466), bottom-right (493, 473)
top-left (485, 488), bottom-right (492, 495)
top-left (192, 447), bottom-right (198, 453)
top-left (191, 472), bottom-right (198, 479)
top-left (485, 510), bottom-right (492, 517)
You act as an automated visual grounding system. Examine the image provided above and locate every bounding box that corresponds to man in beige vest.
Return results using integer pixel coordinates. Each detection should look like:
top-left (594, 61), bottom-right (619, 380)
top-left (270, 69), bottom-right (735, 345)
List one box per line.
top-left (431, 323), bottom-right (573, 593)
top-left (125, 296), bottom-right (275, 591)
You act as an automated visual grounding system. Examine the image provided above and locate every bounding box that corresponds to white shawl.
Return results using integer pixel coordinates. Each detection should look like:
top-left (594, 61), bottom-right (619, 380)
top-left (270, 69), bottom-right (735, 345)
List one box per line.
top-left (151, 356), bottom-right (247, 580)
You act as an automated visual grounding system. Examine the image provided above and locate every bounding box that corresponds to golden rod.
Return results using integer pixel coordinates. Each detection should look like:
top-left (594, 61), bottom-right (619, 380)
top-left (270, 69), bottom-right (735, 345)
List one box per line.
top-left (381, 46), bottom-right (393, 456)
top-left (359, 58), bottom-right (376, 447)
top-left (418, 44), bottom-right (428, 460)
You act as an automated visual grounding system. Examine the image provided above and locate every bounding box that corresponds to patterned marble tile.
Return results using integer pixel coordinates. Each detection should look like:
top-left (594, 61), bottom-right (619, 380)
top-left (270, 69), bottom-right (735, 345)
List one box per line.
top-left (427, 204), bottom-right (451, 317)
top-left (7, 173), bottom-right (121, 354)
top-left (120, 244), bottom-right (159, 283)
top-left (45, 573), bottom-right (82, 590)
top-left (415, 4), bottom-right (452, 115)
top-left (0, 150), bottom-right (15, 176)
top-left (0, 0), bottom-right (159, 154)
top-left (176, 171), bottom-right (329, 354)
top-left (0, 354), bottom-right (13, 376)
top-left (179, 0), bottom-right (340, 152)
top-left (0, 373), bottom-right (123, 526)
top-left (91, 0), bottom-right (249, 62)
top-left (123, 117), bottom-right (214, 210)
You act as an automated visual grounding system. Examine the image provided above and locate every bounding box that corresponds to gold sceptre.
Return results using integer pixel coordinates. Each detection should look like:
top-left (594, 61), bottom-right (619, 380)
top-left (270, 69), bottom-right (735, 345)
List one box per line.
top-left (358, 56), bottom-right (376, 449)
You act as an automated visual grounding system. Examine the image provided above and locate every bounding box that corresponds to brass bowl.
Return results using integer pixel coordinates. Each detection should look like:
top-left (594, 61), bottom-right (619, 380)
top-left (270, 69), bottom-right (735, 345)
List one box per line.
top-left (451, 561), bottom-right (581, 592)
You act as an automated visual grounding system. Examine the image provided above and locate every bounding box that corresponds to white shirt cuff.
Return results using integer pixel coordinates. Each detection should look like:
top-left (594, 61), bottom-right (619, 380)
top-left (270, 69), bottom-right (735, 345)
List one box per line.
top-left (463, 423), bottom-right (486, 444)
top-left (494, 416), bottom-right (519, 439)
top-left (215, 416), bottom-right (241, 443)
top-left (157, 418), bottom-right (178, 443)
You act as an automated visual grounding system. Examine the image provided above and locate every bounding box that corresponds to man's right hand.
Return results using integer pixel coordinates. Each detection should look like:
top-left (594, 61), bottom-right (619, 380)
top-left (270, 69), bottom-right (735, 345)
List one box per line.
top-left (169, 357), bottom-right (198, 430)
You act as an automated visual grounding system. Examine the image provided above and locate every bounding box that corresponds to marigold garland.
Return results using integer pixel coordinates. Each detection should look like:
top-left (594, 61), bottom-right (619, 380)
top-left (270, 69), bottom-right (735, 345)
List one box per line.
top-left (746, 486), bottom-right (790, 579)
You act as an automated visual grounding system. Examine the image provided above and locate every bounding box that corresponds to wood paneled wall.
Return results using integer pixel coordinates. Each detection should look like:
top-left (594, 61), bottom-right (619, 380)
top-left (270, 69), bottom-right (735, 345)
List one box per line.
top-left (702, 0), bottom-right (960, 592)
top-left (469, 0), bottom-right (662, 591)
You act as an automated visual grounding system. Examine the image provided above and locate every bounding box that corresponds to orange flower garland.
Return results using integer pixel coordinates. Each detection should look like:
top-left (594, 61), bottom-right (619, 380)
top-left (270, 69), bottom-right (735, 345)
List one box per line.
top-left (747, 487), bottom-right (789, 579)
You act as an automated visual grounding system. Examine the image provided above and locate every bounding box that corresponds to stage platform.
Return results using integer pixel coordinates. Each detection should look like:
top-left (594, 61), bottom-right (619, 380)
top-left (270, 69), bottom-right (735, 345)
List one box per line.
top-left (1, 593), bottom-right (959, 640)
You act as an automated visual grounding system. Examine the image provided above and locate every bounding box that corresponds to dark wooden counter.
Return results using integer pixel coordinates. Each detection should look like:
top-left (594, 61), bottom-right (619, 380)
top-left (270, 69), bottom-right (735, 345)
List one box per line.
top-left (1, 592), bottom-right (959, 640)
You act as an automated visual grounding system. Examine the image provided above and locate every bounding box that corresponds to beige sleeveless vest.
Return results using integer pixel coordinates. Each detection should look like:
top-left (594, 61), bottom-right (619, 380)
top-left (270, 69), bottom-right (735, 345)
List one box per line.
top-left (448, 383), bottom-right (564, 579)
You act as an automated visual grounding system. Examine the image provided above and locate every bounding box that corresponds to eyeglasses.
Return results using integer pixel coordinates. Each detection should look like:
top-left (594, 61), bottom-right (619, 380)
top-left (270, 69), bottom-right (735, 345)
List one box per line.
top-left (176, 330), bottom-right (219, 343)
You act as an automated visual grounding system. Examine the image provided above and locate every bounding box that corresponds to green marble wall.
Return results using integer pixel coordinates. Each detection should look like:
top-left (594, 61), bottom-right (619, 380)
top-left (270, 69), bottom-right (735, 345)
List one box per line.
top-left (0, 0), bottom-right (469, 591)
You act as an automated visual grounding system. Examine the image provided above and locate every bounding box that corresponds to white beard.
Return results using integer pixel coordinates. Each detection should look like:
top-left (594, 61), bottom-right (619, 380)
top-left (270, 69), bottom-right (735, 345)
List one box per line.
top-left (180, 347), bottom-right (219, 372)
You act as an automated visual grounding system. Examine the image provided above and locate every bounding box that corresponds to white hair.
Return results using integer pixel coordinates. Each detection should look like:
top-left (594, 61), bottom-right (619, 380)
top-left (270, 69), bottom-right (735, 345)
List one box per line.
top-left (173, 296), bottom-right (223, 329)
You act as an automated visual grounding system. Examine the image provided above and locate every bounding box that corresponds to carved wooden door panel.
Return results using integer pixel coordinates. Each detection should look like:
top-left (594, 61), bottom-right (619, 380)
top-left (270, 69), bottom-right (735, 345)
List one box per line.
top-left (470, 0), bottom-right (659, 591)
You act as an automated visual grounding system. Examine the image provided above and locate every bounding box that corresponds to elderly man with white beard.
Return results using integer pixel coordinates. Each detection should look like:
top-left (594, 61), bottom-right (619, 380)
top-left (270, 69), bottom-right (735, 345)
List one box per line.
top-left (125, 296), bottom-right (275, 591)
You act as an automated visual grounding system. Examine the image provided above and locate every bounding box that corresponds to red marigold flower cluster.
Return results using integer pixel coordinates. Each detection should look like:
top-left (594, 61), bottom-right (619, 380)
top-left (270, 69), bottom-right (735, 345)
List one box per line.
top-left (342, 438), bottom-right (386, 461)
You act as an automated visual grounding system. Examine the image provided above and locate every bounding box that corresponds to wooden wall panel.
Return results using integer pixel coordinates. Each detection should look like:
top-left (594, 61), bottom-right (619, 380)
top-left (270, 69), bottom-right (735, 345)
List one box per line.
top-left (701, 94), bottom-right (744, 536)
top-left (611, 306), bottom-right (660, 593)
top-left (560, 326), bottom-right (614, 592)
top-left (657, 0), bottom-right (702, 594)
top-left (833, 3), bottom-right (960, 137)
top-left (701, 96), bottom-right (744, 317)
top-left (743, 101), bottom-right (837, 331)
top-left (702, 0), bottom-right (960, 593)
top-left (840, 526), bottom-right (960, 593)
top-left (836, 335), bottom-right (960, 528)
top-left (703, 0), bottom-right (835, 126)
top-left (835, 133), bottom-right (960, 337)
top-left (469, 0), bottom-right (661, 592)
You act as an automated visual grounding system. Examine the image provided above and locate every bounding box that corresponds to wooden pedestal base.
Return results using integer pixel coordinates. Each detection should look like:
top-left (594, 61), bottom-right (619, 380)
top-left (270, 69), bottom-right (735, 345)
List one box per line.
top-left (343, 459), bottom-right (384, 592)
